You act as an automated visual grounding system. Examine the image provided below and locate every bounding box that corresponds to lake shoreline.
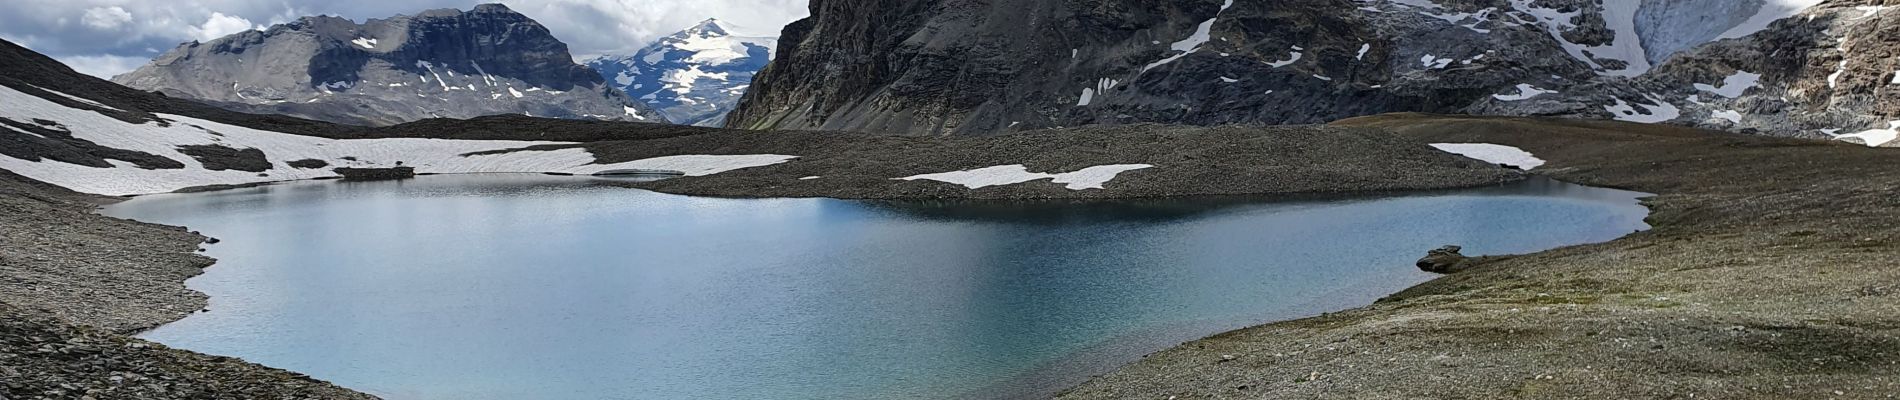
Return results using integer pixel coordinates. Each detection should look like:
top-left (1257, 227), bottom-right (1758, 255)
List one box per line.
top-left (0, 118), bottom-right (1528, 399)
top-left (4, 114), bottom-right (1893, 399)
top-left (0, 169), bottom-right (377, 399)
top-left (1060, 114), bottom-right (1900, 399)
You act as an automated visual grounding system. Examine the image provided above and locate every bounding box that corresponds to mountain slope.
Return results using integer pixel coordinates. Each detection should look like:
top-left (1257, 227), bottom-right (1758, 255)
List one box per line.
top-left (729, 0), bottom-right (1894, 143)
top-left (112, 4), bottom-right (660, 127)
top-left (587, 19), bottom-right (775, 127)
top-left (1470, 0), bottom-right (1900, 146)
top-left (0, 37), bottom-right (730, 196)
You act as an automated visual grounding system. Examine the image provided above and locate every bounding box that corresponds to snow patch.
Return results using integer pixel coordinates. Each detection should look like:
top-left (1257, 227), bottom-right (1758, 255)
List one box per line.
top-left (1828, 59), bottom-right (1847, 88)
top-left (1507, 0), bottom-right (1648, 77)
top-left (470, 62), bottom-right (496, 87)
top-left (1693, 71), bottom-right (1761, 98)
top-left (1142, 0), bottom-right (1235, 72)
top-left (898, 164), bottom-right (1153, 190)
top-left (1492, 83), bottom-right (1556, 101)
top-left (417, 61), bottom-right (450, 91)
top-left (1711, 110), bottom-right (1743, 123)
top-left (351, 37), bottom-right (378, 49)
top-left (1429, 143), bottom-right (1545, 170)
top-left (1267, 51), bottom-right (1302, 68)
top-left (1604, 94), bottom-right (1681, 123)
top-left (1854, 5), bottom-right (1894, 18)
top-left (1078, 78), bottom-right (1118, 106)
top-left (1835, 121), bottom-right (1899, 147)
top-left (576, 154), bottom-right (796, 176)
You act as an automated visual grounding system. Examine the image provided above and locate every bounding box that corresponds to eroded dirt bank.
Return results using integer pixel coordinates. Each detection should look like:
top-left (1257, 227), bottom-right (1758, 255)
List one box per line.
top-left (1060, 114), bottom-right (1900, 399)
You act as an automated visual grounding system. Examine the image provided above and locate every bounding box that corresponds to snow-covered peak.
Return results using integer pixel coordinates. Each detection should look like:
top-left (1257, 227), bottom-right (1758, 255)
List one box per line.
top-left (683, 18), bottom-right (731, 37)
top-left (646, 19), bottom-right (776, 65)
top-left (586, 18), bottom-right (777, 127)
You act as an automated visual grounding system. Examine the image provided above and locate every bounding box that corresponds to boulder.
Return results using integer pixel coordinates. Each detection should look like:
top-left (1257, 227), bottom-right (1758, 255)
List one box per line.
top-left (1417, 245), bottom-right (1473, 274)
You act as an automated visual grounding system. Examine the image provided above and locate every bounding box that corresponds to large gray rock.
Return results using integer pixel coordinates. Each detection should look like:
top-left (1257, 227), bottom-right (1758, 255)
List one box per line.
top-left (729, 0), bottom-right (1894, 144)
top-left (112, 4), bottom-right (661, 127)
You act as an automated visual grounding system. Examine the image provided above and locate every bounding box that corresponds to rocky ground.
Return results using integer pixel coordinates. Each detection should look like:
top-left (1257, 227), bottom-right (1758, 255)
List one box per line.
top-left (554, 123), bottom-right (1527, 199)
top-left (0, 169), bottom-right (374, 399)
top-left (6, 111), bottom-right (1896, 399)
top-left (1059, 113), bottom-right (1900, 399)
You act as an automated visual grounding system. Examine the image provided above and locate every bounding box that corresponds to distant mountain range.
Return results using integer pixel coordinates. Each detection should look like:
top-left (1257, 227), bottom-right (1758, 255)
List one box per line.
top-left (111, 4), bottom-right (661, 127)
top-left (587, 19), bottom-right (775, 127)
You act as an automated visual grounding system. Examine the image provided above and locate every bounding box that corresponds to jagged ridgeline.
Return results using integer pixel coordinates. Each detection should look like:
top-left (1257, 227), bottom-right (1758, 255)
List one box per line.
top-left (112, 4), bottom-right (661, 127)
top-left (730, 0), bottom-right (1899, 145)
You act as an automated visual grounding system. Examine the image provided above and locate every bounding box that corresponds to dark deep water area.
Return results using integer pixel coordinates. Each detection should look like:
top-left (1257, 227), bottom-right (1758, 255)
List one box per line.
top-left (103, 175), bottom-right (1650, 399)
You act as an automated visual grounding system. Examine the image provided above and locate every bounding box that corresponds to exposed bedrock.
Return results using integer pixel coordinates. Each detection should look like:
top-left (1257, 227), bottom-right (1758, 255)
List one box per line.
top-left (733, 0), bottom-right (1897, 143)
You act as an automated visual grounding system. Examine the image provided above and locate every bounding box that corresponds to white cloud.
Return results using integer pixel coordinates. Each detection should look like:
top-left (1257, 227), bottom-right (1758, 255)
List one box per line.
top-left (498, 0), bottom-right (806, 57)
top-left (187, 12), bottom-right (261, 41)
top-left (57, 54), bottom-right (152, 79)
top-left (81, 7), bottom-right (133, 30)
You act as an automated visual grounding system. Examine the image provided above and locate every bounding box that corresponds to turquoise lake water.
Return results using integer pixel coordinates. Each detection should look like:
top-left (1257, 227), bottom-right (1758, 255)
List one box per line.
top-left (105, 175), bottom-right (1650, 399)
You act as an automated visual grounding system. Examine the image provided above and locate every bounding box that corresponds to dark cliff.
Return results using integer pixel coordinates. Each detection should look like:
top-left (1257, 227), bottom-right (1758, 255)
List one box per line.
top-left (731, 0), bottom-right (1899, 144)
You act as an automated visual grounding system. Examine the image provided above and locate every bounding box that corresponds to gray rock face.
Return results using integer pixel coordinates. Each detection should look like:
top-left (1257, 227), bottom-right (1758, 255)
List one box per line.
top-left (730, 0), bottom-right (1893, 144)
top-left (1476, 0), bottom-right (1900, 146)
top-left (112, 4), bottom-right (661, 127)
top-left (586, 19), bottom-right (776, 127)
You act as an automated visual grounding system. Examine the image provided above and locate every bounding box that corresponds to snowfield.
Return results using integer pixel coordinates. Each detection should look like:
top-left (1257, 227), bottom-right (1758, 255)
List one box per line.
top-left (0, 84), bottom-right (793, 195)
top-left (1835, 121), bottom-right (1899, 147)
top-left (899, 164), bottom-right (1154, 190)
top-left (1429, 143), bottom-right (1545, 170)
top-left (1605, 94), bottom-right (1682, 123)
top-left (576, 154), bottom-right (797, 176)
top-left (1492, 84), bottom-right (1556, 101)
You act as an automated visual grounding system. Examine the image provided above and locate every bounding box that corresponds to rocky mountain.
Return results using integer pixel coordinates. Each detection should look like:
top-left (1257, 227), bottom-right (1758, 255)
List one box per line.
top-left (729, 0), bottom-right (1898, 146)
top-left (111, 4), bottom-right (661, 127)
top-left (587, 19), bottom-right (775, 127)
top-left (0, 36), bottom-right (732, 196)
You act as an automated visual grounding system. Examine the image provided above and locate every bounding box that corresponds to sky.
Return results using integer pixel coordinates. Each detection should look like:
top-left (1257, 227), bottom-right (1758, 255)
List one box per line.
top-left (0, 0), bottom-right (809, 78)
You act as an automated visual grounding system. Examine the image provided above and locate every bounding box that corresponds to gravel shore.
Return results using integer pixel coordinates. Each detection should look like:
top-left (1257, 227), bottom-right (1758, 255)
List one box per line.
top-left (0, 170), bottom-right (374, 399)
top-left (1059, 114), bottom-right (1900, 399)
